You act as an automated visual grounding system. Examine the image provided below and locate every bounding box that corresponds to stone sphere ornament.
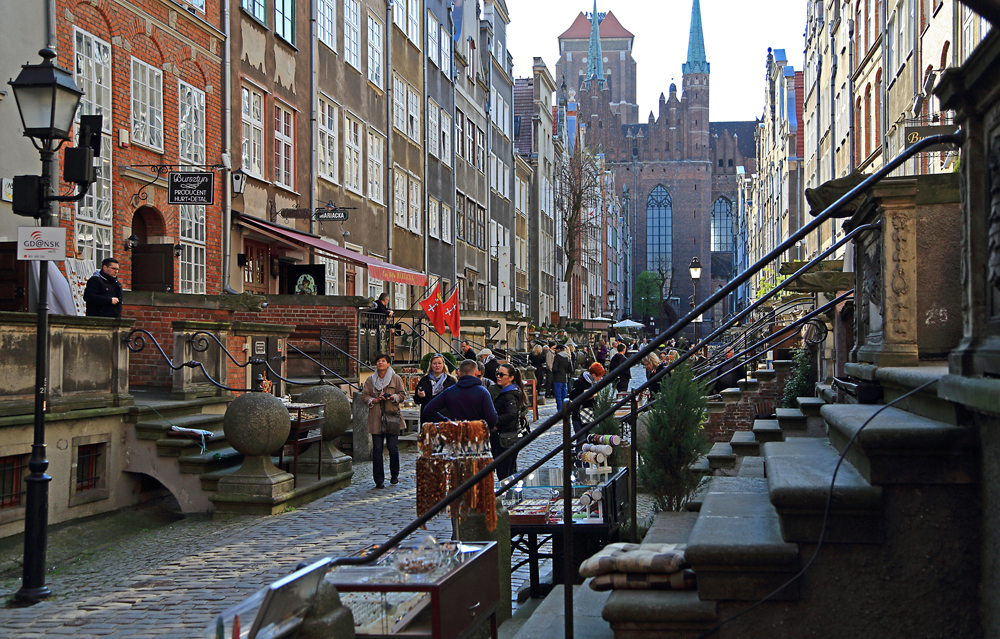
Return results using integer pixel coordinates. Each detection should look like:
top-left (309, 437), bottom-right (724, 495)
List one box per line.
top-left (224, 392), bottom-right (291, 456)
top-left (299, 384), bottom-right (352, 440)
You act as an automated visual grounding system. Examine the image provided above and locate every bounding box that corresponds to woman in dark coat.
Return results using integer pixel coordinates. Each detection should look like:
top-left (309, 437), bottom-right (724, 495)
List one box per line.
top-left (608, 343), bottom-right (631, 393)
top-left (492, 364), bottom-right (527, 481)
top-left (414, 354), bottom-right (456, 423)
top-left (568, 362), bottom-right (606, 460)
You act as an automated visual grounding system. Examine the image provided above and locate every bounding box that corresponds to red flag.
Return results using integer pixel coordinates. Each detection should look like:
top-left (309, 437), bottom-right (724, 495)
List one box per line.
top-left (419, 283), bottom-right (446, 335)
top-left (442, 287), bottom-right (461, 336)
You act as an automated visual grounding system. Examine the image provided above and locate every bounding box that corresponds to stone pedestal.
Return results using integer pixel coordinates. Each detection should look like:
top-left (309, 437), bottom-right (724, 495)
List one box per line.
top-left (171, 320), bottom-right (231, 399)
top-left (298, 385), bottom-right (354, 476)
top-left (453, 499), bottom-right (512, 626)
top-left (351, 393), bottom-right (372, 461)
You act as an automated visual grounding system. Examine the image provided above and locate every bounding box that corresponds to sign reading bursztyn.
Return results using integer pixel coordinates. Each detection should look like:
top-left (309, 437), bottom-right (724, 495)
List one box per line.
top-left (904, 125), bottom-right (960, 153)
top-left (168, 172), bottom-right (214, 205)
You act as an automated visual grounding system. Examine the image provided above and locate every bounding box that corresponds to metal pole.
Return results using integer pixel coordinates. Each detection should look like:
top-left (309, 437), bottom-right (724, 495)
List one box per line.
top-left (16, 144), bottom-right (55, 604)
top-left (629, 394), bottom-right (638, 543)
top-left (562, 413), bottom-right (574, 639)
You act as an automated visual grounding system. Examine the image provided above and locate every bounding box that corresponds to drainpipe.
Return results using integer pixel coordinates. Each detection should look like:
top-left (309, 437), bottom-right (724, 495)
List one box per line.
top-left (222, 0), bottom-right (236, 293)
top-left (309, 0), bottom-right (318, 238)
top-left (450, 6), bottom-right (459, 306)
top-left (386, 0), bottom-right (394, 269)
top-left (423, 6), bottom-right (429, 283)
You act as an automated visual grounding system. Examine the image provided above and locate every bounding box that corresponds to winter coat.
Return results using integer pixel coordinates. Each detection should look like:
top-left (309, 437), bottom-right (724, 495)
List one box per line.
top-left (544, 348), bottom-right (556, 371)
top-left (528, 351), bottom-right (546, 370)
top-left (493, 385), bottom-right (523, 434)
top-left (83, 271), bottom-right (123, 318)
top-left (463, 347), bottom-right (478, 361)
top-left (568, 373), bottom-right (599, 411)
top-left (551, 352), bottom-right (575, 384)
top-left (609, 352), bottom-right (631, 381)
top-left (421, 375), bottom-right (498, 428)
top-left (414, 373), bottom-right (456, 418)
top-left (482, 356), bottom-right (500, 383)
top-left (362, 371), bottom-right (407, 435)
top-left (597, 345), bottom-right (609, 365)
top-left (648, 362), bottom-right (668, 396)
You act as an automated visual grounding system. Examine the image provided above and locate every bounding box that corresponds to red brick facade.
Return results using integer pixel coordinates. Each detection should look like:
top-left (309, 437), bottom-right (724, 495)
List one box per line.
top-left (56, 0), bottom-right (225, 293)
top-left (702, 369), bottom-right (790, 443)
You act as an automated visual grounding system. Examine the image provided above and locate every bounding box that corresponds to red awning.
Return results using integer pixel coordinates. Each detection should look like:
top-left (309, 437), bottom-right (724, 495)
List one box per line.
top-left (234, 214), bottom-right (427, 287)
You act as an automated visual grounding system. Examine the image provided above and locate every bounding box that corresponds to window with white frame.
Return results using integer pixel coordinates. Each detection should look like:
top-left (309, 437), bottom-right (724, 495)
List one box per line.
top-left (441, 111), bottom-right (452, 167)
top-left (408, 178), bottom-right (421, 233)
top-left (407, 0), bottom-right (420, 44)
top-left (318, 0), bottom-right (336, 50)
top-left (440, 25), bottom-right (452, 78)
top-left (368, 14), bottom-right (383, 86)
top-left (428, 13), bottom-right (439, 66)
top-left (408, 87), bottom-right (420, 141)
top-left (131, 58), bottom-right (163, 150)
top-left (318, 96), bottom-right (338, 183)
top-left (369, 279), bottom-right (383, 300)
top-left (344, 113), bottom-right (363, 192)
top-left (393, 0), bottom-right (406, 30)
top-left (465, 118), bottom-right (475, 166)
top-left (275, 0), bottom-right (294, 42)
top-left (179, 203), bottom-right (206, 294)
top-left (441, 204), bottom-right (452, 243)
top-left (178, 82), bottom-right (206, 165)
top-left (503, 101), bottom-right (510, 138)
top-left (274, 102), bottom-right (294, 189)
top-left (887, 10), bottom-right (897, 72)
top-left (429, 197), bottom-right (440, 238)
top-left (316, 254), bottom-right (340, 295)
top-left (394, 283), bottom-right (406, 309)
top-left (241, 86), bottom-right (265, 176)
top-left (74, 28), bottom-right (113, 264)
top-left (503, 164), bottom-right (510, 199)
top-left (428, 99), bottom-right (439, 157)
top-left (367, 130), bottom-right (383, 202)
top-left (394, 172), bottom-right (407, 226)
top-left (242, 0), bottom-right (266, 23)
top-left (344, 0), bottom-right (361, 69)
top-left (393, 75), bottom-right (407, 132)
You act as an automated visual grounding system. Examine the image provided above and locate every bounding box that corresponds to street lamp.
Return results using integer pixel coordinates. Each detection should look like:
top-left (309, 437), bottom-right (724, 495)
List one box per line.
top-left (607, 288), bottom-right (617, 318)
top-left (9, 48), bottom-right (85, 605)
top-left (689, 257), bottom-right (702, 345)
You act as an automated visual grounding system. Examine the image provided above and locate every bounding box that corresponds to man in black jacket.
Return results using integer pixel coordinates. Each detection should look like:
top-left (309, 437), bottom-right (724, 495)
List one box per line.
top-left (461, 340), bottom-right (477, 360)
top-left (84, 258), bottom-right (123, 318)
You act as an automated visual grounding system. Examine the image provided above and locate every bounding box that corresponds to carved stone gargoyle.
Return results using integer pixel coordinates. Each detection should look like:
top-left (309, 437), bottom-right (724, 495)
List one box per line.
top-left (806, 170), bottom-right (869, 218)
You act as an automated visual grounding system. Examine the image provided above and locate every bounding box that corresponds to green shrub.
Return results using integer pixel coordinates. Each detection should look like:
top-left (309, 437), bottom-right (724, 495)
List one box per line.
top-left (590, 387), bottom-right (621, 438)
top-left (419, 351), bottom-right (459, 374)
top-left (780, 348), bottom-right (816, 408)
top-left (637, 364), bottom-right (708, 512)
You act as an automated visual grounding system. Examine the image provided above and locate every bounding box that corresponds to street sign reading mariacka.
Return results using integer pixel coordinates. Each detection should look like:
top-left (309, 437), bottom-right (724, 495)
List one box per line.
top-left (168, 171), bottom-right (214, 205)
top-left (315, 208), bottom-right (349, 221)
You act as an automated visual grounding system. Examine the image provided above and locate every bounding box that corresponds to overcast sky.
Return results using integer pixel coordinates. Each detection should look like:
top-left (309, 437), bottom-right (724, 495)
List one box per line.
top-left (504, 0), bottom-right (808, 123)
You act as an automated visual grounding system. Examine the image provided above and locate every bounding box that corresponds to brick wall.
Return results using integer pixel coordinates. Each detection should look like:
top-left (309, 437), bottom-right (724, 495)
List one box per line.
top-left (703, 370), bottom-right (790, 442)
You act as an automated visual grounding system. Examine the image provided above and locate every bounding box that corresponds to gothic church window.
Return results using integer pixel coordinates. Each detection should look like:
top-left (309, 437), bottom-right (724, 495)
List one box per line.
top-left (711, 198), bottom-right (734, 252)
top-left (646, 185), bottom-right (672, 275)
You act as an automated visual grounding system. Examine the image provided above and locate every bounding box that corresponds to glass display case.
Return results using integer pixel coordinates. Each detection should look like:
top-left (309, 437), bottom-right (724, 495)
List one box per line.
top-left (280, 401), bottom-right (325, 486)
top-left (325, 541), bottom-right (498, 639)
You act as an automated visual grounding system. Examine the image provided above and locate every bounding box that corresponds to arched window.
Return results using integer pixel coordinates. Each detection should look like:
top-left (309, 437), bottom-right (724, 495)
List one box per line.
top-left (646, 185), bottom-right (672, 273)
top-left (711, 198), bottom-right (733, 252)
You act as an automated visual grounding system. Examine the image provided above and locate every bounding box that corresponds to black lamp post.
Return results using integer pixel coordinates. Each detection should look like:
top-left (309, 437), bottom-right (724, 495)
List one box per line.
top-left (9, 48), bottom-right (84, 605)
top-left (689, 256), bottom-right (702, 345)
top-left (606, 288), bottom-right (617, 320)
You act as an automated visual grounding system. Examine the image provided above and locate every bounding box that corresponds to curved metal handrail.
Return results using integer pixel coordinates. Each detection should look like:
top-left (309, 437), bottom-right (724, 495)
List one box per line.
top-left (285, 342), bottom-right (362, 391)
top-left (125, 328), bottom-right (256, 393)
top-left (319, 336), bottom-right (376, 373)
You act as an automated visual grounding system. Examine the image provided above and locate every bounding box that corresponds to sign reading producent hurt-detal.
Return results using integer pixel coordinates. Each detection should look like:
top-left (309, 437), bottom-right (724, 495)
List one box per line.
top-left (168, 171), bottom-right (214, 205)
top-left (17, 226), bottom-right (66, 261)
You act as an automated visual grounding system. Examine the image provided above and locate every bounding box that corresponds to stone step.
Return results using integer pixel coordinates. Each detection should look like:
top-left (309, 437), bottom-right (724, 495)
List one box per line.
top-left (706, 400), bottom-right (727, 415)
top-left (686, 491), bottom-right (800, 601)
top-left (689, 456), bottom-right (711, 476)
top-left (642, 510), bottom-right (700, 544)
top-left (822, 404), bottom-right (978, 485)
top-left (763, 438), bottom-right (883, 544)
top-left (125, 397), bottom-right (229, 424)
top-left (737, 378), bottom-right (760, 393)
top-left (154, 429), bottom-right (230, 458)
top-left (755, 368), bottom-right (777, 383)
top-left (134, 413), bottom-right (226, 441)
top-left (772, 359), bottom-right (794, 373)
top-left (738, 456), bottom-right (766, 478)
top-left (776, 407), bottom-right (807, 430)
top-left (177, 446), bottom-right (244, 475)
top-left (816, 383), bottom-right (836, 404)
top-left (687, 476), bottom-right (768, 512)
top-left (752, 419), bottom-right (784, 443)
top-left (603, 590), bottom-right (717, 637)
top-left (875, 366), bottom-right (957, 425)
top-left (707, 442), bottom-right (735, 469)
top-left (729, 431), bottom-right (760, 457)
top-left (720, 388), bottom-right (742, 404)
top-left (796, 396), bottom-right (826, 417)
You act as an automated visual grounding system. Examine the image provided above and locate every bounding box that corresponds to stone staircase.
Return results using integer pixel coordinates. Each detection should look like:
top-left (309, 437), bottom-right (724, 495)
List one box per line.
top-left (603, 367), bottom-right (982, 637)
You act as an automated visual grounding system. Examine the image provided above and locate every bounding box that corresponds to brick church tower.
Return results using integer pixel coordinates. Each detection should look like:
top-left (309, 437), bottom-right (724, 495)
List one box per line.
top-left (568, 0), bottom-right (757, 330)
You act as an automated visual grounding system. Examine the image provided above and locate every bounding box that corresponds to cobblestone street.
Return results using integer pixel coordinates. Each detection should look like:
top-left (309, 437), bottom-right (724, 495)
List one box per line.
top-left (0, 367), bottom-right (647, 638)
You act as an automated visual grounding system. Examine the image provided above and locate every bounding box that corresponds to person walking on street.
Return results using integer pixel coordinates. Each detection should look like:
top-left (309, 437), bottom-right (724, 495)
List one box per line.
top-left (551, 343), bottom-right (574, 412)
top-left (362, 353), bottom-right (408, 489)
top-left (528, 345), bottom-right (547, 396)
top-left (642, 352), bottom-right (664, 398)
top-left (421, 359), bottom-right (498, 427)
top-left (596, 339), bottom-right (609, 367)
top-left (492, 364), bottom-right (528, 480)
top-left (609, 342), bottom-right (631, 392)
top-left (414, 354), bottom-right (456, 424)
top-left (479, 348), bottom-right (499, 383)
top-left (84, 258), bottom-right (124, 318)
top-left (461, 340), bottom-right (477, 360)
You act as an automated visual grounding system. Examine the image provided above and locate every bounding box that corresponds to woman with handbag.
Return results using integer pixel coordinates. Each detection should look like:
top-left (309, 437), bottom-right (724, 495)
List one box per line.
top-left (492, 364), bottom-right (528, 481)
top-left (362, 353), bottom-right (408, 489)
top-left (414, 353), bottom-right (456, 424)
top-left (568, 362), bottom-right (606, 463)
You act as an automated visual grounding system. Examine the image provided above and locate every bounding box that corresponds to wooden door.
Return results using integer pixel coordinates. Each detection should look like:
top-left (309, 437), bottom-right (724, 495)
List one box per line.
top-left (243, 240), bottom-right (269, 294)
top-left (131, 244), bottom-right (175, 292)
top-left (0, 242), bottom-right (27, 312)
top-left (345, 263), bottom-right (356, 296)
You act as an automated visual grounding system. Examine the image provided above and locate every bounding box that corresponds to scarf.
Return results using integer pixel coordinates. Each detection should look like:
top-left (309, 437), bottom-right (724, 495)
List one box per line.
top-left (428, 370), bottom-right (448, 395)
top-left (583, 372), bottom-right (596, 385)
top-left (373, 366), bottom-right (395, 393)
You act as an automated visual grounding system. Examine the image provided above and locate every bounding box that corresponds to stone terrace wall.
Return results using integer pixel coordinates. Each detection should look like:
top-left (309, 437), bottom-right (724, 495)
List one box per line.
top-left (703, 367), bottom-right (791, 443)
top-left (124, 292), bottom-right (368, 389)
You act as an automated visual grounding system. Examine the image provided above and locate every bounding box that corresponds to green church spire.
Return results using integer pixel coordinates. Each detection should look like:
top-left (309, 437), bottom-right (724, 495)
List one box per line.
top-left (682, 0), bottom-right (710, 75)
top-left (584, 0), bottom-right (605, 90)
